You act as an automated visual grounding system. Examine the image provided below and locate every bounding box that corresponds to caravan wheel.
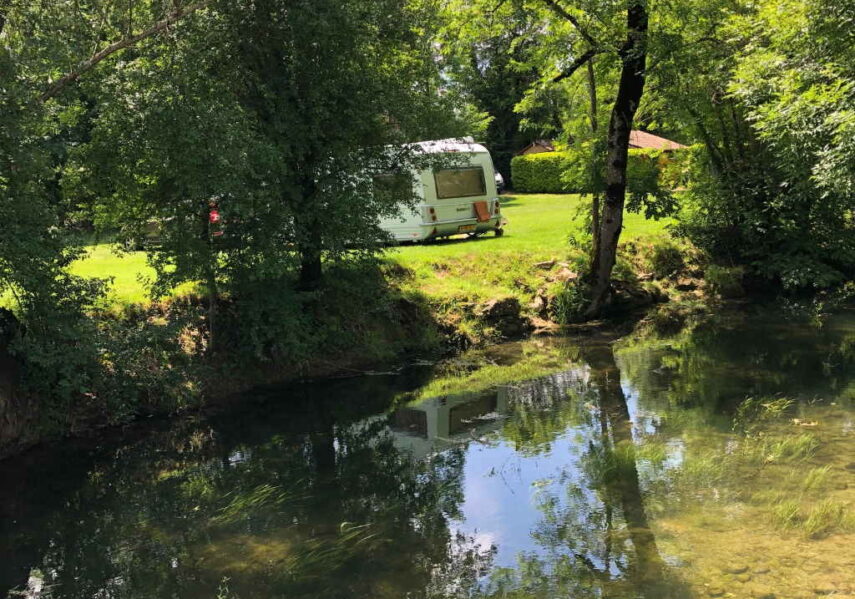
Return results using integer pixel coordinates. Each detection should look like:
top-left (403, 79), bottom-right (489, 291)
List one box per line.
top-left (494, 228), bottom-right (504, 237)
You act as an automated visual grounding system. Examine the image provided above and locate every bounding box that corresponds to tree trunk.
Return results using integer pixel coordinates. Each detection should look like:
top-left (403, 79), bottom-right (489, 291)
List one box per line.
top-left (296, 173), bottom-right (323, 291)
top-left (585, 58), bottom-right (602, 267)
top-left (586, 0), bottom-right (648, 317)
top-left (298, 230), bottom-right (322, 291)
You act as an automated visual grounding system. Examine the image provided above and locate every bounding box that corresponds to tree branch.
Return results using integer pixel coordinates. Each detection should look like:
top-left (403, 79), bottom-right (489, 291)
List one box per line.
top-left (40, 0), bottom-right (209, 102)
top-left (552, 48), bottom-right (599, 83)
top-left (541, 0), bottom-right (598, 48)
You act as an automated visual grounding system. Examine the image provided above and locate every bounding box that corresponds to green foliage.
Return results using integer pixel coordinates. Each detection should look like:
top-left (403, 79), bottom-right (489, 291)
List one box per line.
top-left (511, 152), bottom-right (576, 193)
top-left (0, 0), bottom-right (474, 435)
top-left (436, 3), bottom-right (555, 183)
top-left (704, 265), bottom-right (745, 298)
top-left (511, 148), bottom-right (686, 219)
top-left (549, 280), bottom-right (589, 324)
top-left (649, 243), bottom-right (685, 279)
top-left (674, 0), bottom-right (855, 291)
top-left (624, 150), bottom-right (681, 220)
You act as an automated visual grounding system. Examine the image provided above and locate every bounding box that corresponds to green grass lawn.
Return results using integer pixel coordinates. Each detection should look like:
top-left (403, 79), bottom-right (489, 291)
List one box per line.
top-left (69, 243), bottom-right (157, 306)
top-left (391, 192), bottom-right (672, 261)
top-left (388, 192), bottom-right (674, 304)
top-left (3, 193), bottom-right (673, 310)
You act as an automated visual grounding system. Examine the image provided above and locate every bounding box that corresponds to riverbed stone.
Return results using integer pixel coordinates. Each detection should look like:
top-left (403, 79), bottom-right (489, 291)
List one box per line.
top-left (707, 586), bottom-right (726, 597)
top-left (736, 573), bottom-right (752, 583)
top-left (724, 565), bottom-right (750, 575)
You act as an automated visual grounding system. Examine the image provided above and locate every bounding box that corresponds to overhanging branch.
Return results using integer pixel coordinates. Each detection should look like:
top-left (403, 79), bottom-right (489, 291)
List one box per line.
top-left (541, 0), bottom-right (599, 48)
top-left (40, 0), bottom-right (209, 102)
top-left (552, 48), bottom-right (599, 83)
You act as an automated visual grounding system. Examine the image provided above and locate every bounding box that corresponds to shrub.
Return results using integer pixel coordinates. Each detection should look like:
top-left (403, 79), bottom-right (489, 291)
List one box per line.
top-left (511, 151), bottom-right (575, 193)
top-left (549, 280), bottom-right (588, 324)
top-left (705, 265), bottom-right (745, 298)
top-left (650, 243), bottom-right (685, 279)
top-left (511, 147), bottom-right (691, 196)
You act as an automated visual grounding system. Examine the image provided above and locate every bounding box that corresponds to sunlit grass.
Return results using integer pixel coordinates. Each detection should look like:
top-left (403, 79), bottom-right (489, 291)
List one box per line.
top-left (68, 243), bottom-right (155, 306)
top-left (387, 193), bottom-right (674, 303)
top-left (5, 193), bottom-right (674, 310)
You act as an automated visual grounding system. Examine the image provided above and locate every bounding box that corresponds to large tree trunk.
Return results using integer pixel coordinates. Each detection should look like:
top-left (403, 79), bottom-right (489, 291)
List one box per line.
top-left (296, 175), bottom-right (323, 291)
top-left (585, 58), bottom-right (602, 266)
top-left (586, 0), bottom-right (648, 317)
top-left (298, 228), bottom-right (323, 291)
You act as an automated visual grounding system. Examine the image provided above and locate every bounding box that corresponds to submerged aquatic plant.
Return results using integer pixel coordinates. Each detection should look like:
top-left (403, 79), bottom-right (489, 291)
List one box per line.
top-left (733, 396), bottom-right (794, 433)
top-left (211, 483), bottom-right (304, 526)
top-left (757, 433), bottom-right (820, 464)
top-left (771, 499), bottom-right (802, 530)
top-left (770, 496), bottom-right (854, 539)
top-left (800, 465), bottom-right (832, 492)
top-left (803, 499), bottom-right (853, 539)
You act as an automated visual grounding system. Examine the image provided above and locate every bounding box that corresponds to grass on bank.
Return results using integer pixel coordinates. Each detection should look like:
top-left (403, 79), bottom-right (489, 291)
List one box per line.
top-left (5, 193), bottom-right (675, 310)
top-left (387, 193), bottom-right (675, 319)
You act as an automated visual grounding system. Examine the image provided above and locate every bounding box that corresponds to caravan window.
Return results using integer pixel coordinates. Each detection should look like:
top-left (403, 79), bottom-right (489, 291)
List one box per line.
top-left (434, 167), bottom-right (486, 199)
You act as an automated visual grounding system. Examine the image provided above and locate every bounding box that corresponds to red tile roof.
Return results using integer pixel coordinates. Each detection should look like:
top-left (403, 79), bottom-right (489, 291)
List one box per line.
top-left (516, 140), bottom-right (556, 155)
top-left (629, 130), bottom-right (686, 150)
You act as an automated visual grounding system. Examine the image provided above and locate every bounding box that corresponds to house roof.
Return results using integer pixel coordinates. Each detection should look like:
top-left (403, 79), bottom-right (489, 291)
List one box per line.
top-left (629, 130), bottom-right (686, 150)
top-left (516, 139), bottom-right (556, 155)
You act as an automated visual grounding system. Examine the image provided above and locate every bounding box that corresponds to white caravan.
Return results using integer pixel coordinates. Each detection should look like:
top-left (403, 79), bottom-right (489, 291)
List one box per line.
top-left (377, 139), bottom-right (506, 242)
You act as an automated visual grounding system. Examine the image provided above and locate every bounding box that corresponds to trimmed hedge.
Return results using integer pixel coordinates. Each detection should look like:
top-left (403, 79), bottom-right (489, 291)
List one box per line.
top-left (511, 147), bottom-right (692, 193)
top-left (510, 151), bottom-right (576, 193)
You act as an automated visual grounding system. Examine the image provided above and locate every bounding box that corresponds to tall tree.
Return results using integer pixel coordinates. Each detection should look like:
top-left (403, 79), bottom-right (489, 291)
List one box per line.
top-left (75, 0), bottom-right (468, 298)
top-left (439, 4), bottom-right (561, 184)
top-left (443, 0), bottom-right (653, 317)
top-left (579, 0), bottom-right (649, 315)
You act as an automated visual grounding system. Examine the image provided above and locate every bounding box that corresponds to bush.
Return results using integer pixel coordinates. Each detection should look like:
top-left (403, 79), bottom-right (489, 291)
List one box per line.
top-left (549, 279), bottom-right (588, 324)
top-left (511, 151), bottom-right (575, 193)
top-left (511, 147), bottom-right (692, 195)
top-left (705, 265), bottom-right (745, 298)
top-left (650, 243), bottom-right (685, 279)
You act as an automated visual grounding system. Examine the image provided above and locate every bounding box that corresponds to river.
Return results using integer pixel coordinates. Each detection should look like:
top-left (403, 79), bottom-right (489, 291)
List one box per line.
top-left (2, 307), bottom-right (854, 598)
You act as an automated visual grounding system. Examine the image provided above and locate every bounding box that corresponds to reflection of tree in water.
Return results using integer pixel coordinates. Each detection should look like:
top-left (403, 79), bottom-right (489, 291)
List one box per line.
top-left (617, 310), bottom-right (855, 418)
top-left (1, 375), bottom-right (492, 599)
top-left (479, 343), bottom-right (693, 599)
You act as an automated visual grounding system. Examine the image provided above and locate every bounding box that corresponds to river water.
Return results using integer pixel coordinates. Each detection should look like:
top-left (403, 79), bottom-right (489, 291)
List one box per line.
top-left (2, 307), bottom-right (854, 599)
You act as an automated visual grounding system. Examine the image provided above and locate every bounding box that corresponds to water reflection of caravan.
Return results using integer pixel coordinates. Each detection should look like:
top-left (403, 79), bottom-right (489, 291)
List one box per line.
top-left (390, 390), bottom-right (510, 459)
top-left (377, 139), bottom-right (506, 242)
top-left (387, 369), bottom-right (591, 460)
